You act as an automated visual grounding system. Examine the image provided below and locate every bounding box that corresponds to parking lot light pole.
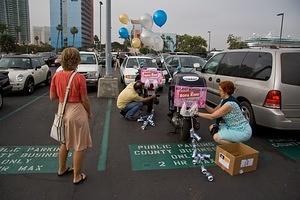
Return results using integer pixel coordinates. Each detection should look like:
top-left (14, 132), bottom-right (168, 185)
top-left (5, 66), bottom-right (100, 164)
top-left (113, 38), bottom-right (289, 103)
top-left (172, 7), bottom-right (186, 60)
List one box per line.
top-left (208, 31), bottom-right (211, 52)
top-left (277, 13), bottom-right (284, 48)
top-left (99, 1), bottom-right (103, 52)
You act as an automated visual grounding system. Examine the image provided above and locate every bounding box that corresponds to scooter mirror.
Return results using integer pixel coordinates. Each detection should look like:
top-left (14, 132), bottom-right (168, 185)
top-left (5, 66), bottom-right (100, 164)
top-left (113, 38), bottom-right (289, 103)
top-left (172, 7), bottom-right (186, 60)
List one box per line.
top-left (168, 78), bottom-right (172, 83)
top-left (193, 63), bottom-right (200, 68)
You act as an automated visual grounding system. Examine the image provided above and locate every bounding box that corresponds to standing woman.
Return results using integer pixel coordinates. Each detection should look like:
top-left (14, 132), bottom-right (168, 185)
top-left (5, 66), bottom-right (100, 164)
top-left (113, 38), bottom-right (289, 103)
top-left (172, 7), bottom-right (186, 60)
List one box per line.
top-left (50, 48), bottom-right (92, 184)
top-left (195, 81), bottom-right (252, 144)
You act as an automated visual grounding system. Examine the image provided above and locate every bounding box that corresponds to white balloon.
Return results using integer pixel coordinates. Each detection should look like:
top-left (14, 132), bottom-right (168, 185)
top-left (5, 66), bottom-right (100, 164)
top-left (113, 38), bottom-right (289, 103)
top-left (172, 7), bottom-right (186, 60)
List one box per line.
top-left (140, 29), bottom-right (155, 47)
top-left (151, 34), bottom-right (164, 51)
top-left (140, 13), bottom-right (153, 30)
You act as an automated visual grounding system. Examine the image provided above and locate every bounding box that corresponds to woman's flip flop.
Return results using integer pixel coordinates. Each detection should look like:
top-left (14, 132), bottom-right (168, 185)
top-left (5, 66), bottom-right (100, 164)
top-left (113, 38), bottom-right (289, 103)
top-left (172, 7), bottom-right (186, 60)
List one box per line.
top-left (73, 173), bottom-right (87, 185)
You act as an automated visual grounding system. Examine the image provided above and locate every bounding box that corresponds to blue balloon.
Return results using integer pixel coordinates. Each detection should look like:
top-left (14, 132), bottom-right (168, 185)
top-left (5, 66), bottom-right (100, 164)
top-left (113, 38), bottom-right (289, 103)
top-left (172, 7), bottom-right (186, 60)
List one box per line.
top-left (119, 27), bottom-right (129, 39)
top-left (153, 10), bottom-right (167, 27)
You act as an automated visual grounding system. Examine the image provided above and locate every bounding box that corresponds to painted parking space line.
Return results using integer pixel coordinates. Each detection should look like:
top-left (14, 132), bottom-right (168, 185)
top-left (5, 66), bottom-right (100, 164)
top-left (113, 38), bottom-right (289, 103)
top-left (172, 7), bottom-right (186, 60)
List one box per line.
top-left (0, 91), bottom-right (49, 122)
top-left (0, 145), bottom-right (72, 174)
top-left (97, 99), bottom-right (112, 171)
top-left (129, 142), bottom-right (216, 171)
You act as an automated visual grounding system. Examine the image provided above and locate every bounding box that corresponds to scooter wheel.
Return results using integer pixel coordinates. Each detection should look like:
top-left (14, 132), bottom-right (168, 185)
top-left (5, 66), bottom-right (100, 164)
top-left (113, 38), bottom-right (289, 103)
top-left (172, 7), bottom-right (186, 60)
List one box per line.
top-left (178, 118), bottom-right (191, 141)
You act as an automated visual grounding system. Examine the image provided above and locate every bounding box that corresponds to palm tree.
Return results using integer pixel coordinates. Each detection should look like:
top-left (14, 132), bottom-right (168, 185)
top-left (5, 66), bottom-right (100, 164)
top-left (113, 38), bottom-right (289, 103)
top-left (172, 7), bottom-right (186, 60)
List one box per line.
top-left (15, 26), bottom-right (21, 43)
top-left (70, 26), bottom-right (78, 47)
top-left (34, 36), bottom-right (39, 45)
top-left (0, 23), bottom-right (7, 34)
top-left (56, 24), bottom-right (63, 52)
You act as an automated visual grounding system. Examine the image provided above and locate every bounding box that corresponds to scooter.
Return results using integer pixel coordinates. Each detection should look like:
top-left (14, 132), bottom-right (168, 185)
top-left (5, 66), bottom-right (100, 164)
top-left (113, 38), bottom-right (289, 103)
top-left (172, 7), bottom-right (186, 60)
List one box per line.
top-left (168, 71), bottom-right (207, 141)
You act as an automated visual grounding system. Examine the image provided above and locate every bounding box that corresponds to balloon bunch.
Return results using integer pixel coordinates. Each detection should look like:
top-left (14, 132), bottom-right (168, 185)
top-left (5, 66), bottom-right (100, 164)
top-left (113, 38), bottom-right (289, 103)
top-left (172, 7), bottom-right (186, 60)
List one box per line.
top-left (118, 9), bottom-right (168, 51)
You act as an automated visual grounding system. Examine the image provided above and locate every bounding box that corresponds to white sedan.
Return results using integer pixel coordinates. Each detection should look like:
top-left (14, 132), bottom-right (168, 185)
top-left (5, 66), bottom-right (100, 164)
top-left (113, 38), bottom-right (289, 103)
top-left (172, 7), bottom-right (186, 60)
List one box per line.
top-left (0, 55), bottom-right (51, 94)
top-left (120, 56), bottom-right (166, 86)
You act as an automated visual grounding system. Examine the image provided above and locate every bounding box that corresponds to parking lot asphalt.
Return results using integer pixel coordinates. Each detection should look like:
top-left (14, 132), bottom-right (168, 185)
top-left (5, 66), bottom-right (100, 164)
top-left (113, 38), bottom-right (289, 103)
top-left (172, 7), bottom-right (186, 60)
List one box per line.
top-left (0, 69), bottom-right (299, 200)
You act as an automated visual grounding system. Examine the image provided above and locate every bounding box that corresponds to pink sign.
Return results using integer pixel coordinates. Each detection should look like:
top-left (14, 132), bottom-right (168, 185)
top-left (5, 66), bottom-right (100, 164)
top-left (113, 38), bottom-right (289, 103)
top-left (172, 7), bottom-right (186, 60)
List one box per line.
top-left (174, 86), bottom-right (207, 108)
top-left (140, 69), bottom-right (163, 85)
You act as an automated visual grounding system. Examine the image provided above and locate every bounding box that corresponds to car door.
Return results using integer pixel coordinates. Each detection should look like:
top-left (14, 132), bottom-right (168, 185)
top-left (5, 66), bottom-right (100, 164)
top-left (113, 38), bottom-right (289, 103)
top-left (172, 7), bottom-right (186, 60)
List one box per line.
top-left (215, 52), bottom-right (247, 101)
top-left (31, 58), bottom-right (43, 84)
top-left (120, 57), bottom-right (128, 78)
top-left (201, 53), bottom-right (224, 105)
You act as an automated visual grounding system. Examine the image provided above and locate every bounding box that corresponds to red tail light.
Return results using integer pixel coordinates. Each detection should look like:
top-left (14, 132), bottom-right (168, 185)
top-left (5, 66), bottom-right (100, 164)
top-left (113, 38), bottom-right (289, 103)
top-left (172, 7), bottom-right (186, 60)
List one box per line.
top-left (263, 90), bottom-right (281, 109)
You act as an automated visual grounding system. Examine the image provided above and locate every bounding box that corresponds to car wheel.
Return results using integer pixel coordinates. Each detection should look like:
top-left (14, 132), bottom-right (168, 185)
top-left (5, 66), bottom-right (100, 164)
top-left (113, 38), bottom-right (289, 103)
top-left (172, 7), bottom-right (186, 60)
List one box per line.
top-left (44, 71), bottom-right (51, 86)
top-left (240, 101), bottom-right (256, 130)
top-left (0, 92), bottom-right (3, 110)
top-left (23, 78), bottom-right (35, 95)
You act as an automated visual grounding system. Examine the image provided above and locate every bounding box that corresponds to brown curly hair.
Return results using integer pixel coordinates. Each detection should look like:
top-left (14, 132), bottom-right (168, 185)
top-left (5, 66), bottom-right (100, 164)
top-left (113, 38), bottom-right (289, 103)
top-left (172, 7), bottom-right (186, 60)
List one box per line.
top-left (61, 48), bottom-right (81, 71)
top-left (219, 80), bottom-right (235, 95)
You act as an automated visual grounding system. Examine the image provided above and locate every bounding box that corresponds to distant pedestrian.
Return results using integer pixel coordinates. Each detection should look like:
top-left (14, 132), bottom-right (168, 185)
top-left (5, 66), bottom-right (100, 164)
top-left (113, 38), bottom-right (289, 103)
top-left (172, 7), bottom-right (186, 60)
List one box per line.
top-left (50, 47), bottom-right (92, 184)
top-left (114, 50), bottom-right (120, 71)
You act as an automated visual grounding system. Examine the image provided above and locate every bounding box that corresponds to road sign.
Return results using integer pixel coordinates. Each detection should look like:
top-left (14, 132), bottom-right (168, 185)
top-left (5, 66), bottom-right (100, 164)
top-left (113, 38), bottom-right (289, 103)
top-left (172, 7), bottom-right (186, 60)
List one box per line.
top-left (129, 142), bottom-right (216, 171)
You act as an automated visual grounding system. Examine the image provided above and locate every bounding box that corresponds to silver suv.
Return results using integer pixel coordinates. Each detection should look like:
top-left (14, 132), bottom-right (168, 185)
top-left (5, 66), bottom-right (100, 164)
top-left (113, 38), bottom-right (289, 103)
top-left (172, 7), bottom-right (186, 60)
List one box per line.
top-left (197, 48), bottom-right (300, 130)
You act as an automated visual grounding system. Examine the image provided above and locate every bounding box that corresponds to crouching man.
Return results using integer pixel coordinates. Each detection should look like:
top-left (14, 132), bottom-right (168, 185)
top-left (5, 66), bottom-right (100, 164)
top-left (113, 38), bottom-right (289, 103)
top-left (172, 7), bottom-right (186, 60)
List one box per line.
top-left (117, 81), bottom-right (156, 121)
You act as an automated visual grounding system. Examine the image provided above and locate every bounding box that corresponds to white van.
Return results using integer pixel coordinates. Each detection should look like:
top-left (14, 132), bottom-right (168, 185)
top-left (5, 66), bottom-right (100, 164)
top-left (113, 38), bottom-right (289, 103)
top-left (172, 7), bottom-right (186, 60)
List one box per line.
top-left (197, 48), bottom-right (300, 131)
top-left (56, 51), bottom-right (102, 87)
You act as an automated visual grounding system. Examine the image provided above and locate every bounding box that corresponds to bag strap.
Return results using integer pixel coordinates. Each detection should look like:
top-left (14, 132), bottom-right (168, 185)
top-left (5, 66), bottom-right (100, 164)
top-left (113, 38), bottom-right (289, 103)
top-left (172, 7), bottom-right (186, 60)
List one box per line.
top-left (59, 71), bottom-right (77, 115)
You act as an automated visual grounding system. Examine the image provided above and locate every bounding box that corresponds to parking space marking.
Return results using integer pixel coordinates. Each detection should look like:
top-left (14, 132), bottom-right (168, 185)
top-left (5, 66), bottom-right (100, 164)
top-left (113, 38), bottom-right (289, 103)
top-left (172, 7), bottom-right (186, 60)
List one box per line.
top-left (0, 92), bottom-right (49, 122)
top-left (98, 99), bottom-right (112, 171)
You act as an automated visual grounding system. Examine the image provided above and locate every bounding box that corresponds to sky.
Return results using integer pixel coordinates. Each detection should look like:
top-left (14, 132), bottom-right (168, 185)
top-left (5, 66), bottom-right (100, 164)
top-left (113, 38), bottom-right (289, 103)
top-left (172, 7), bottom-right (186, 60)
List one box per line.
top-left (28, 0), bottom-right (300, 50)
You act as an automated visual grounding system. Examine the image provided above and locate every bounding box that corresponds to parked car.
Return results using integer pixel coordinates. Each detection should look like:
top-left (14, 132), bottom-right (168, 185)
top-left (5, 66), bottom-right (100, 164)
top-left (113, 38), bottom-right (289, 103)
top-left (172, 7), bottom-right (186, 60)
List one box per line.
top-left (57, 51), bottom-right (102, 87)
top-left (0, 71), bottom-right (12, 109)
top-left (37, 52), bottom-right (57, 67)
top-left (197, 48), bottom-right (300, 131)
top-left (54, 54), bottom-right (61, 67)
top-left (0, 55), bottom-right (51, 95)
top-left (120, 56), bottom-right (166, 86)
top-left (163, 55), bottom-right (206, 77)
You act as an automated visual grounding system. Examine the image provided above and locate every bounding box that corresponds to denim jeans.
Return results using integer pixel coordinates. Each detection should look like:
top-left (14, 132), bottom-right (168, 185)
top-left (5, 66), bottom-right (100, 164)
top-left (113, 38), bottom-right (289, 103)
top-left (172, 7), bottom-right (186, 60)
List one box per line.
top-left (123, 101), bottom-right (143, 119)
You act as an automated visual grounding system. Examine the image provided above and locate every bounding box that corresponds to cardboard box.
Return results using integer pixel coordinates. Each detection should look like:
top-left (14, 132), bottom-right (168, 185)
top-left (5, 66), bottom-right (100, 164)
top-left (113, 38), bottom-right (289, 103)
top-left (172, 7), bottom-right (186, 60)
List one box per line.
top-left (215, 143), bottom-right (259, 176)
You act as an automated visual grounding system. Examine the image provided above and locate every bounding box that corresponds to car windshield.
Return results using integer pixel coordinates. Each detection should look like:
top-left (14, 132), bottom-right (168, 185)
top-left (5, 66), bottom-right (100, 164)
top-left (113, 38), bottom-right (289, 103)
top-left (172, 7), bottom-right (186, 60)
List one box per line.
top-left (0, 57), bottom-right (31, 69)
top-left (80, 54), bottom-right (96, 64)
top-left (137, 58), bottom-right (158, 68)
top-left (180, 57), bottom-right (205, 68)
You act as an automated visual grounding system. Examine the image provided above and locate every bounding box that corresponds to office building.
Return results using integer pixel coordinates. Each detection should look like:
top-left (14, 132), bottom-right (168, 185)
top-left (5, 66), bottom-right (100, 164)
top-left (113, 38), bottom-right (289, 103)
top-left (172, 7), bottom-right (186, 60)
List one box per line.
top-left (50, 0), bottom-right (94, 49)
top-left (0, 0), bottom-right (30, 43)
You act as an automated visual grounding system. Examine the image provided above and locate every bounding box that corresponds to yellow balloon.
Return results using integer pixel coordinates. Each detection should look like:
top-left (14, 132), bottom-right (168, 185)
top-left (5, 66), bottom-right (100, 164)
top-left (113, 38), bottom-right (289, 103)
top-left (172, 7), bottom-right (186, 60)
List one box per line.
top-left (119, 14), bottom-right (129, 25)
top-left (131, 38), bottom-right (141, 48)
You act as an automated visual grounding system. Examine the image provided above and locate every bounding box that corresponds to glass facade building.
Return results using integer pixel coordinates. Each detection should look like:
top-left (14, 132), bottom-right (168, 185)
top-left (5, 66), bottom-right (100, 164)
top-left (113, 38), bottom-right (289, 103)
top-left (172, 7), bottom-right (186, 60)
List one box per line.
top-left (0, 0), bottom-right (30, 44)
top-left (50, 0), bottom-right (94, 49)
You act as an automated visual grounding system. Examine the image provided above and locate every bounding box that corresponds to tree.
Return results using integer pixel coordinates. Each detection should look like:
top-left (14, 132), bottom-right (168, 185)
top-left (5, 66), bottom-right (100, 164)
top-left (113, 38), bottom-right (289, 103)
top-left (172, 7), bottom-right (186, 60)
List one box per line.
top-left (111, 42), bottom-right (123, 51)
top-left (34, 36), bottom-right (39, 45)
top-left (70, 26), bottom-right (78, 47)
top-left (0, 23), bottom-right (7, 34)
top-left (15, 26), bottom-right (21, 43)
top-left (0, 34), bottom-right (16, 53)
top-left (176, 34), bottom-right (207, 54)
top-left (94, 35), bottom-right (100, 49)
top-left (227, 34), bottom-right (248, 49)
top-left (56, 24), bottom-right (63, 51)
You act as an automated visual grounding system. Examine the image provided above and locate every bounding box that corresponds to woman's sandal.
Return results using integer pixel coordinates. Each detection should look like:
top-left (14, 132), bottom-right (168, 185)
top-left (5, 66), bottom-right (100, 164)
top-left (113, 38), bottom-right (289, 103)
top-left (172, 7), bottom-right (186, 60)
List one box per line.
top-left (73, 173), bottom-right (87, 185)
top-left (57, 167), bottom-right (73, 176)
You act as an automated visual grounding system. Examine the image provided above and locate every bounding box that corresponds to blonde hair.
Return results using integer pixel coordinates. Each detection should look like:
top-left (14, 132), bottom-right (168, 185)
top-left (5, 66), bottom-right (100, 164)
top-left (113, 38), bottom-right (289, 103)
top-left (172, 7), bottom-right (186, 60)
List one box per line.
top-left (61, 48), bottom-right (81, 71)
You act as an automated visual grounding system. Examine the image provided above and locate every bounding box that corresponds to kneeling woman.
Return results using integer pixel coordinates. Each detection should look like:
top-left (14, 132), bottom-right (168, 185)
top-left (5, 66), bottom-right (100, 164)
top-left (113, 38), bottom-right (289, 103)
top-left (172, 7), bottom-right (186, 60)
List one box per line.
top-left (195, 81), bottom-right (252, 144)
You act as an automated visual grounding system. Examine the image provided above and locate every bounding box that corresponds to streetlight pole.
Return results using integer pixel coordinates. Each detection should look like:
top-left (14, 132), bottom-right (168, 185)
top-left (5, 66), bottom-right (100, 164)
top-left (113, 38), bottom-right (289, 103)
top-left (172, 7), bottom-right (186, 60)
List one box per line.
top-left (208, 31), bottom-right (211, 52)
top-left (277, 12), bottom-right (284, 48)
top-left (99, 1), bottom-right (103, 52)
top-left (105, 0), bottom-right (112, 76)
